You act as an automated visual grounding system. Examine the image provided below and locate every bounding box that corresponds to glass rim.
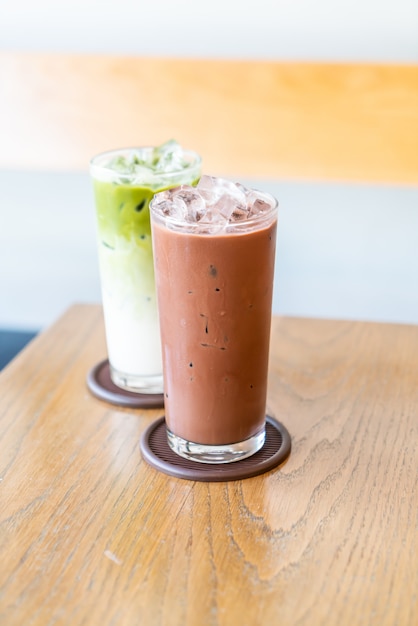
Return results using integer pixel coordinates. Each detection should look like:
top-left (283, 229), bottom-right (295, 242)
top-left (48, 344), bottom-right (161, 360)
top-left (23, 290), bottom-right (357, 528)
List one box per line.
top-left (90, 145), bottom-right (202, 183)
top-left (150, 186), bottom-right (278, 235)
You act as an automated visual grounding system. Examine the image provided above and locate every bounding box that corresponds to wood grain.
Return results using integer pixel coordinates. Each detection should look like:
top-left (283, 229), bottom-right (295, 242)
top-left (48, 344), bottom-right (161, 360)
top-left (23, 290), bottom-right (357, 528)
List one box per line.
top-left (0, 304), bottom-right (416, 625)
top-left (1, 52), bottom-right (417, 184)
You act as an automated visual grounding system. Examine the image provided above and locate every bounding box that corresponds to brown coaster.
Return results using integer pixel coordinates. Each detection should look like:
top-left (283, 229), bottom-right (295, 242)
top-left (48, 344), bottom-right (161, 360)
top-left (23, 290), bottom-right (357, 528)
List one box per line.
top-left (86, 359), bottom-right (164, 408)
top-left (140, 415), bottom-right (291, 482)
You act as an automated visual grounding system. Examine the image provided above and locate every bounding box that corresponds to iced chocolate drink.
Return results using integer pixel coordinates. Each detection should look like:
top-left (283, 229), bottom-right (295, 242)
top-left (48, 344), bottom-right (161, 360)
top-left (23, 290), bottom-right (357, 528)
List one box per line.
top-left (90, 141), bottom-right (201, 394)
top-left (150, 176), bottom-right (278, 463)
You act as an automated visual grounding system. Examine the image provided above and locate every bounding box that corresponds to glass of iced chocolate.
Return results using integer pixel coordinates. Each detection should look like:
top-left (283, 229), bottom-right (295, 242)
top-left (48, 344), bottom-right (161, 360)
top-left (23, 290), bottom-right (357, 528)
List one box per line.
top-left (90, 140), bottom-right (201, 394)
top-left (150, 175), bottom-right (278, 463)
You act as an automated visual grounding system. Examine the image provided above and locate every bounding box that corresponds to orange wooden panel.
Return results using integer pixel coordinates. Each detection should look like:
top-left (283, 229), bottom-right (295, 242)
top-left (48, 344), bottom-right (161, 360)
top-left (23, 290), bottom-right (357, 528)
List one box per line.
top-left (1, 52), bottom-right (417, 184)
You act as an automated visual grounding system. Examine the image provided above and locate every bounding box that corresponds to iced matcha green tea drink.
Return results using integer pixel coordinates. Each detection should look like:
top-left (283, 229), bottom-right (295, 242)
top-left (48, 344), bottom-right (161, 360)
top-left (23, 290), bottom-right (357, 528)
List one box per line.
top-left (90, 141), bottom-right (201, 393)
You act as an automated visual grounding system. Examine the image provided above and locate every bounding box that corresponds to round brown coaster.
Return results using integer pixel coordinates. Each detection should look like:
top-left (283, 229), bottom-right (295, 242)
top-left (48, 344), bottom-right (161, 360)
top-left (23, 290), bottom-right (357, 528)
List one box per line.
top-left (86, 359), bottom-right (164, 408)
top-left (140, 415), bottom-right (291, 482)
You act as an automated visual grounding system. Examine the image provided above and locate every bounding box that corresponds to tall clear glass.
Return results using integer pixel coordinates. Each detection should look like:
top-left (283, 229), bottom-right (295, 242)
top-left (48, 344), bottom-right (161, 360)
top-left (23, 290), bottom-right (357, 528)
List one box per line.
top-left (150, 176), bottom-right (278, 462)
top-left (90, 141), bottom-right (201, 394)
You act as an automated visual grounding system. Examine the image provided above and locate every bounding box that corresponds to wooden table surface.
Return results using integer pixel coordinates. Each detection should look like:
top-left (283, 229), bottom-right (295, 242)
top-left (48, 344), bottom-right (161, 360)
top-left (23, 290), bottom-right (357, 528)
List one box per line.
top-left (0, 303), bottom-right (416, 625)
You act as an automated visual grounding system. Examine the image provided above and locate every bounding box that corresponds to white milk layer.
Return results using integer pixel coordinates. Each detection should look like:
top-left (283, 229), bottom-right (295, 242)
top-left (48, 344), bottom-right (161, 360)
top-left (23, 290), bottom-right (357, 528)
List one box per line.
top-left (102, 292), bottom-right (162, 376)
top-left (98, 236), bottom-right (162, 377)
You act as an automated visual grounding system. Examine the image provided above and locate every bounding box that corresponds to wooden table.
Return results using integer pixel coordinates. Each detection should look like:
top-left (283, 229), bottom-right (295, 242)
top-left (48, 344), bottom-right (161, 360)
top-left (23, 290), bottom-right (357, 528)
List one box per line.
top-left (0, 303), bottom-right (416, 625)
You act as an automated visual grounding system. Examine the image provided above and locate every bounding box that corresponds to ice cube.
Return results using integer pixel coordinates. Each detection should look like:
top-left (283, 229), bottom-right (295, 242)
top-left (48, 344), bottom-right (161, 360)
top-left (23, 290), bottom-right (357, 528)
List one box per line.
top-left (131, 164), bottom-right (155, 185)
top-left (153, 185), bottom-right (196, 220)
top-left (195, 175), bottom-right (223, 206)
top-left (155, 139), bottom-right (180, 158)
top-left (246, 189), bottom-right (274, 216)
top-left (197, 175), bottom-right (247, 215)
top-left (249, 198), bottom-right (270, 216)
top-left (152, 139), bottom-right (186, 173)
top-left (170, 195), bottom-right (188, 219)
top-left (177, 190), bottom-right (207, 222)
top-left (108, 155), bottom-right (131, 174)
top-left (218, 194), bottom-right (247, 221)
top-left (152, 176), bottom-right (276, 229)
top-left (235, 182), bottom-right (249, 195)
top-left (155, 195), bottom-right (186, 220)
top-left (151, 188), bottom-right (172, 205)
top-left (150, 188), bottom-right (173, 216)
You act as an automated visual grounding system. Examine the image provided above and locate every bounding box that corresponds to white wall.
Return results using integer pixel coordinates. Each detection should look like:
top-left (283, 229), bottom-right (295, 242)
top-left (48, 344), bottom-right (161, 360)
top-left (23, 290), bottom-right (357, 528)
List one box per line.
top-left (1, 172), bottom-right (417, 330)
top-left (1, 0), bottom-right (418, 62)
